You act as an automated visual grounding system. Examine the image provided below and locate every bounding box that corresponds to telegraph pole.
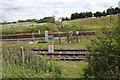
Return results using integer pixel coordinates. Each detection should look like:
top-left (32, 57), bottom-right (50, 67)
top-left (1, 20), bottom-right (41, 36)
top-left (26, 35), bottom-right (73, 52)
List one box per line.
top-left (110, 6), bottom-right (113, 24)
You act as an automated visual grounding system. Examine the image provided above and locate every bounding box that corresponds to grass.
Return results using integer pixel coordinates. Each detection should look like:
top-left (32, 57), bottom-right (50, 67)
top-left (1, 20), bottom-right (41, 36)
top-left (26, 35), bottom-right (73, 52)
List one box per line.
top-left (2, 38), bottom-right (91, 49)
top-left (2, 46), bottom-right (88, 78)
top-left (2, 23), bottom-right (58, 35)
top-left (2, 47), bottom-right (63, 78)
top-left (1, 14), bottom-right (119, 35)
top-left (58, 61), bottom-right (88, 78)
top-left (3, 61), bottom-right (88, 78)
top-left (62, 14), bottom-right (119, 31)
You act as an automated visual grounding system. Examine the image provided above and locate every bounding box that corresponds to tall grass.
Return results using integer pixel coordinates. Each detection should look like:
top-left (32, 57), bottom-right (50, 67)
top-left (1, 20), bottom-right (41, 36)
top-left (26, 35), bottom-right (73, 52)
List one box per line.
top-left (2, 23), bottom-right (58, 35)
top-left (2, 47), bottom-right (62, 78)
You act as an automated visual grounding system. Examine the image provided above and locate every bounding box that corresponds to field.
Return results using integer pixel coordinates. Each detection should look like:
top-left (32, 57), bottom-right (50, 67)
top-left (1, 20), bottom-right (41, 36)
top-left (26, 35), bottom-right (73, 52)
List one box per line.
top-left (1, 14), bottom-right (119, 35)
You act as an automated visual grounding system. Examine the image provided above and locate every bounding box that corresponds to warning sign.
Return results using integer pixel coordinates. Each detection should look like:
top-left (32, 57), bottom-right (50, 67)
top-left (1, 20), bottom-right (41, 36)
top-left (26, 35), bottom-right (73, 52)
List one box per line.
top-left (48, 44), bottom-right (54, 53)
top-left (69, 31), bottom-right (73, 37)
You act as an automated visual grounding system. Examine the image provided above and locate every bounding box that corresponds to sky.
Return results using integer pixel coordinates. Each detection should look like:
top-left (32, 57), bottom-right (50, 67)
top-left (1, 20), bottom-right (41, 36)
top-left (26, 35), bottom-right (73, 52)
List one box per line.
top-left (0, 0), bottom-right (120, 22)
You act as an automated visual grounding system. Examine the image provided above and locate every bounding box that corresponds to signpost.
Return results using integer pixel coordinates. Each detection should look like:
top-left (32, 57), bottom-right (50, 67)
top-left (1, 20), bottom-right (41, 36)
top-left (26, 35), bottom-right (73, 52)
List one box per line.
top-left (69, 31), bottom-right (73, 37)
top-left (48, 44), bottom-right (54, 58)
top-left (76, 31), bottom-right (79, 40)
top-left (48, 44), bottom-right (54, 54)
top-left (45, 30), bottom-right (48, 42)
top-left (76, 31), bottom-right (79, 35)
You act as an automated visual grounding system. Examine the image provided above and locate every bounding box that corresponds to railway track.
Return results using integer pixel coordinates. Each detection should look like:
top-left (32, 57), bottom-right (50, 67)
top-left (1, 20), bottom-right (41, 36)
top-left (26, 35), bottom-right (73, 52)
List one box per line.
top-left (32, 48), bottom-right (92, 60)
top-left (2, 47), bottom-right (93, 61)
top-left (1, 32), bottom-right (96, 39)
top-left (1, 31), bottom-right (111, 42)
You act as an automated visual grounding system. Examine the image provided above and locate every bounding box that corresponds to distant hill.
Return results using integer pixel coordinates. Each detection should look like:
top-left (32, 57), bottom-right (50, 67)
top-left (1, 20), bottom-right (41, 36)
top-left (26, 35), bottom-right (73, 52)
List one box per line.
top-left (63, 14), bottom-right (119, 31)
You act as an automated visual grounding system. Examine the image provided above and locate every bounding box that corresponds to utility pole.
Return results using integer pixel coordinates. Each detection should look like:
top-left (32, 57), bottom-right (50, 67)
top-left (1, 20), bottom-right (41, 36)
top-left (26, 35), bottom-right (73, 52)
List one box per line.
top-left (110, 6), bottom-right (113, 24)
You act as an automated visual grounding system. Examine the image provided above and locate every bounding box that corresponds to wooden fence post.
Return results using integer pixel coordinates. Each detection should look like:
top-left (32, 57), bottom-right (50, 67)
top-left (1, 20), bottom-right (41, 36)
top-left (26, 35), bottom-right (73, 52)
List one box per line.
top-left (59, 34), bottom-right (61, 44)
top-left (20, 47), bottom-right (25, 64)
top-left (67, 32), bottom-right (69, 43)
top-left (38, 30), bottom-right (41, 39)
top-left (32, 32), bottom-right (35, 41)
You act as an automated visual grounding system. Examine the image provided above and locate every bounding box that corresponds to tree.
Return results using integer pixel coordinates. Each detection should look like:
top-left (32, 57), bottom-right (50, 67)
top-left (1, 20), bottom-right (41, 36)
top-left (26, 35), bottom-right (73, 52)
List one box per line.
top-left (115, 7), bottom-right (120, 14)
top-left (18, 20), bottom-right (26, 23)
top-left (83, 25), bottom-right (120, 78)
top-left (80, 12), bottom-right (87, 18)
top-left (36, 17), bottom-right (55, 23)
top-left (86, 12), bottom-right (93, 18)
top-left (71, 12), bottom-right (80, 20)
top-left (26, 19), bottom-right (37, 22)
top-left (102, 11), bottom-right (107, 16)
top-left (94, 11), bottom-right (103, 17)
top-left (106, 8), bottom-right (116, 15)
top-left (61, 17), bottom-right (70, 21)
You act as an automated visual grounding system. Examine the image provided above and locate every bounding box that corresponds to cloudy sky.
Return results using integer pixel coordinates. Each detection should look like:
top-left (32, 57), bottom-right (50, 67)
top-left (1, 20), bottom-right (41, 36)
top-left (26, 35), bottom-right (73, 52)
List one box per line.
top-left (0, 0), bottom-right (120, 22)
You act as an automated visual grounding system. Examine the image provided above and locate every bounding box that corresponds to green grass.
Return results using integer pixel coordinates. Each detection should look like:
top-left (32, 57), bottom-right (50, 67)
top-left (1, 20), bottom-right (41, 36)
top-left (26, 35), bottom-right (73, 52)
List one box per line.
top-left (2, 38), bottom-right (91, 49)
top-left (2, 22), bottom-right (46, 28)
top-left (3, 61), bottom-right (88, 78)
top-left (62, 14), bottom-right (119, 31)
top-left (58, 61), bottom-right (88, 78)
top-left (2, 23), bottom-right (58, 35)
top-left (1, 14), bottom-right (119, 35)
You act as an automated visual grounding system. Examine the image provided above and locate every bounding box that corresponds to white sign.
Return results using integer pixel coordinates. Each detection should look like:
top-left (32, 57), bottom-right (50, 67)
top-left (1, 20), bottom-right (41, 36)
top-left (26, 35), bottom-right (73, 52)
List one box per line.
top-left (48, 44), bottom-right (54, 53)
top-left (76, 31), bottom-right (79, 34)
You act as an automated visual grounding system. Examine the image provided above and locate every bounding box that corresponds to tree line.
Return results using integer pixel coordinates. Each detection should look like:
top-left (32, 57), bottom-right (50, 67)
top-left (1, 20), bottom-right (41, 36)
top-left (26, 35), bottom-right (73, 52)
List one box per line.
top-left (2, 17), bottom-right (55, 24)
top-left (61, 7), bottom-right (120, 21)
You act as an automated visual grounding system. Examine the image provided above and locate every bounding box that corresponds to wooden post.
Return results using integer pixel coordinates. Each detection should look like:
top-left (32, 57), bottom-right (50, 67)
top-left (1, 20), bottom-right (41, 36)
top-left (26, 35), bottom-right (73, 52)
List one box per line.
top-left (38, 30), bottom-right (41, 39)
top-left (32, 32), bottom-right (35, 41)
top-left (81, 30), bottom-right (82, 41)
top-left (20, 47), bottom-right (25, 64)
top-left (67, 32), bottom-right (69, 43)
top-left (59, 34), bottom-right (61, 44)
top-left (74, 32), bottom-right (76, 40)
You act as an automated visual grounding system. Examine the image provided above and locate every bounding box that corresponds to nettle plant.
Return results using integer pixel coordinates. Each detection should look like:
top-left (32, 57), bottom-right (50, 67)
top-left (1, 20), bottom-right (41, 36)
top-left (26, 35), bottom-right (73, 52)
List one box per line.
top-left (83, 25), bottom-right (120, 78)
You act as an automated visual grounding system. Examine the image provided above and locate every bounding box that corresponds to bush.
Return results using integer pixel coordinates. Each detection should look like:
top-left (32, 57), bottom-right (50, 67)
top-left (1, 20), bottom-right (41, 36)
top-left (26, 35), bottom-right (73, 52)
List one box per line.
top-left (83, 25), bottom-right (120, 78)
top-left (38, 40), bottom-right (47, 43)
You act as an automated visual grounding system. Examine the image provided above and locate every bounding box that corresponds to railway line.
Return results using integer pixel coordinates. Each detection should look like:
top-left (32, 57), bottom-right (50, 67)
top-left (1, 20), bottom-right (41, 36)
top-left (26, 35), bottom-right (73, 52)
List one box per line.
top-left (2, 47), bottom-right (93, 61)
top-left (1, 31), bottom-right (111, 39)
top-left (32, 48), bottom-right (93, 61)
top-left (1, 32), bottom-right (96, 39)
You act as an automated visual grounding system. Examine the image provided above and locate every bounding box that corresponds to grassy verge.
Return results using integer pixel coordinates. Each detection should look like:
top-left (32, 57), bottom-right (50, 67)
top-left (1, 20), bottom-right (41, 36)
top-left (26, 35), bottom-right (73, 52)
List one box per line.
top-left (2, 38), bottom-right (91, 49)
top-left (3, 61), bottom-right (87, 78)
top-left (58, 61), bottom-right (88, 78)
